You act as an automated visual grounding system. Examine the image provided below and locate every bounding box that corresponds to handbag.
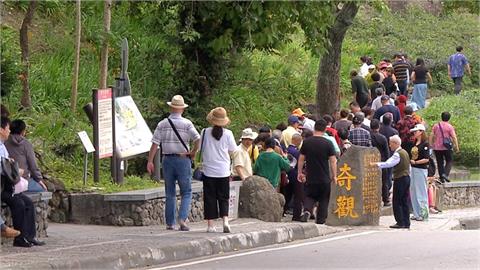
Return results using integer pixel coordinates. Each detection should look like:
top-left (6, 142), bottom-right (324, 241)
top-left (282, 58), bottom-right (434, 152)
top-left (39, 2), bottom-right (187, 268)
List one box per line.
top-left (13, 177), bottom-right (28, 195)
top-left (1, 157), bottom-right (21, 185)
top-left (280, 171), bottom-right (289, 187)
top-left (438, 122), bottom-right (453, 150)
top-left (167, 118), bottom-right (194, 168)
top-left (192, 129), bottom-right (206, 181)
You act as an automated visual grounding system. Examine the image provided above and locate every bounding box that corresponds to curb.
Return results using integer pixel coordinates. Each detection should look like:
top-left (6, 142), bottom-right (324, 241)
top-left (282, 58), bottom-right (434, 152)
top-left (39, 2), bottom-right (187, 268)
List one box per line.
top-left (15, 224), bottom-right (342, 270)
top-left (452, 216), bottom-right (480, 230)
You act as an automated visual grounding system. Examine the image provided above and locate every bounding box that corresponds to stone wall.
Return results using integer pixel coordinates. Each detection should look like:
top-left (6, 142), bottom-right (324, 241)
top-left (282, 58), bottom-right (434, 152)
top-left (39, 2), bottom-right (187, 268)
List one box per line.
top-left (104, 192), bottom-right (203, 226)
top-left (440, 181), bottom-right (480, 209)
top-left (1, 192), bottom-right (51, 237)
top-left (48, 190), bottom-right (70, 223)
top-left (66, 184), bottom-right (206, 226)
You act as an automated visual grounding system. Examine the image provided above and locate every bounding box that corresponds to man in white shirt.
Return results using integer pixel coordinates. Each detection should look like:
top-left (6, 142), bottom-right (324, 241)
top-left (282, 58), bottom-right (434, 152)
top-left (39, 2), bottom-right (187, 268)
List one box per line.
top-left (232, 128), bottom-right (257, 181)
top-left (373, 135), bottom-right (411, 229)
top-left (147, 95), bottom-right (200, 231)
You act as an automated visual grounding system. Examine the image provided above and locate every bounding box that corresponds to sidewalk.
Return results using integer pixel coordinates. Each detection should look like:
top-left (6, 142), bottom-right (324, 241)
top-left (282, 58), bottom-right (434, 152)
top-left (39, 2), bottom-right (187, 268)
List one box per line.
top-left (0, 218), bottom-right (342, 270)
top-left (1, 208), bottom-right (479, 270)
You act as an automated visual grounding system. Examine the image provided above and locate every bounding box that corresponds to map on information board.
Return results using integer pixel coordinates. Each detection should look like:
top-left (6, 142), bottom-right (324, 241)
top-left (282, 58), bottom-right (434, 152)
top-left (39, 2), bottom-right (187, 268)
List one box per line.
top-left (115, 96), bottom-right (152, 158)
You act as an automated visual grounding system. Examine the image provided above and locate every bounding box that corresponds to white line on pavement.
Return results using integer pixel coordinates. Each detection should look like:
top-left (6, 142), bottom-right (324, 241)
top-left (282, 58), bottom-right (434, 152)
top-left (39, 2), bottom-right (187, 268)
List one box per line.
top-left (149, 231), bottom-right (378, 270)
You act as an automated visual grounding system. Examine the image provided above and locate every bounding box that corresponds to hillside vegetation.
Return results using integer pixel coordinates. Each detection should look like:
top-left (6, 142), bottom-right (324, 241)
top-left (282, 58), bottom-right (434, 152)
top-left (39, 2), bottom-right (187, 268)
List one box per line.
top-left (1, 3), bottom-right (478, 190)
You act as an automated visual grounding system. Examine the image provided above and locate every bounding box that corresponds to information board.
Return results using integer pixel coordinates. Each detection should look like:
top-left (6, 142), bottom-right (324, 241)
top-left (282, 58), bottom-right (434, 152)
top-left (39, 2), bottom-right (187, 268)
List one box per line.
top-left (115, 96), bottom-right (152, 158)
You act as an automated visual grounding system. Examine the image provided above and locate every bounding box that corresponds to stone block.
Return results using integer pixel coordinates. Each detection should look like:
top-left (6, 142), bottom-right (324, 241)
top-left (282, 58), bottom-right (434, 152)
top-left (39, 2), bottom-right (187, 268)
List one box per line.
top-left (69, 193), bottom-right (107, 224)
top-left (238, 175), bottom-right (285, 222)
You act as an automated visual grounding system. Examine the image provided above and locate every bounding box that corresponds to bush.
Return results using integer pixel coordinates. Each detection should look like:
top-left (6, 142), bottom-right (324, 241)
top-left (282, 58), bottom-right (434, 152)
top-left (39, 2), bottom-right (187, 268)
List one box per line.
top-left (0, 26), bottom-right (21, 97)
top-left (419, 89), bottom-right (480, 167)
top-left (211, 37), bottom-right (318, 136)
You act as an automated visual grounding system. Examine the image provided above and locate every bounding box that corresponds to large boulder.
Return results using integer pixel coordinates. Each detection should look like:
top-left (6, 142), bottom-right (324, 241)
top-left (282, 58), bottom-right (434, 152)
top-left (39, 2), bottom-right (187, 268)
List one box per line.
top-left (238, 175), bottom-right (285, 222)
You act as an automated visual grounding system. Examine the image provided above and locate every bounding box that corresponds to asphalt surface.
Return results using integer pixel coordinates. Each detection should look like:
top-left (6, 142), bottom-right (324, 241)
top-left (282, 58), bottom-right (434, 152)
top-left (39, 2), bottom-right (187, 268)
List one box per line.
top-left (150, 230), bottom-right (480, 270)
top-left (1, 208), bottom-right (479, 269)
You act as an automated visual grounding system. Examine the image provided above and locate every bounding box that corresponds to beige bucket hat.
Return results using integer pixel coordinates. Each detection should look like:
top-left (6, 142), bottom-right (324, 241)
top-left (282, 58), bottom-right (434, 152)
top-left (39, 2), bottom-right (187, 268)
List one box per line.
top-left (167, 95), bottom-right (189, 109)
top-left (206, 107), bottom-right (230, 127)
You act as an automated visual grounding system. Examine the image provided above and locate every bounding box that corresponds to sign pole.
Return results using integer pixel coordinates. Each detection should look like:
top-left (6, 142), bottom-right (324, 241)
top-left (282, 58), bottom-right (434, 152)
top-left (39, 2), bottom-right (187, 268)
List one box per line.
top-left (83, 149), bottom-right (88, 186)
top-left (92, 89), bottom-right (100, 183)
top-left (78, 131), bottom-right (95, 186)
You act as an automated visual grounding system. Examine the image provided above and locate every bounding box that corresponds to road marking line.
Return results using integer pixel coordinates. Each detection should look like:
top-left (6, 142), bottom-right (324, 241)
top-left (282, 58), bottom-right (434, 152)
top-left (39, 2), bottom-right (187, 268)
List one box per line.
top-left (149, 231), bottom-right (378, 270)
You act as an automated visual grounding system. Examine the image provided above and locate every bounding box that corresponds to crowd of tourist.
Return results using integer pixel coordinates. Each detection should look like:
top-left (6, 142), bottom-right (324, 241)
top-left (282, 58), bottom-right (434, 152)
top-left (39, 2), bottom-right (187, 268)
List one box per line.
top-left (145, 47), bottom-right (469, 232)
top-left (0, 47), bottom-right (470, 246)
top-left (149, 82), bottom-right (460, 232)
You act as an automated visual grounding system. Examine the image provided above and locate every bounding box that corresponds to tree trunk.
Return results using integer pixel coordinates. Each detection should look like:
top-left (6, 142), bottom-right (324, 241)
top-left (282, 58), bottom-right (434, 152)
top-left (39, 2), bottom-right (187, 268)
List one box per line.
top-left (99, 0), bottom-right (112, 89)
top-left (71, 0), bottom-right (81, 111)
top-left (19, 0), bottom-right (37, 109)
top-left (315, 2), bottom-right (359, 118)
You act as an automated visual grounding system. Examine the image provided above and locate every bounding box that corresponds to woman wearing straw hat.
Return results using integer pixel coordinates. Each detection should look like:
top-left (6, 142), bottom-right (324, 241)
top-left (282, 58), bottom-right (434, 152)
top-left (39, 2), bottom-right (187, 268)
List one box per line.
top-left (201, 107), bottom-right (237, 233)
top-left (408, 124), bottom-right (430, 221)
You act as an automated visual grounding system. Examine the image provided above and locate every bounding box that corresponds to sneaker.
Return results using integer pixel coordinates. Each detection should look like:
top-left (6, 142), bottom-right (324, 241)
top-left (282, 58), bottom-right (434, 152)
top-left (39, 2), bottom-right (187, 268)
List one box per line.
top-left (383, 201), bottom-right (391, 207)
top-left (429, 207), bottom-right (439, 214)
top-left (1, 226), bottom-right (20, 238)
top-left (300, 212), bottom-right (311, 222)
top-left (166, 225), bottom-right (175, 230)
top-left (179, 224), bottom-right (190, 231)
top-left (206, 226), bottom-right (217, 233)
top-left (223, 225), bottom-right (231, 233)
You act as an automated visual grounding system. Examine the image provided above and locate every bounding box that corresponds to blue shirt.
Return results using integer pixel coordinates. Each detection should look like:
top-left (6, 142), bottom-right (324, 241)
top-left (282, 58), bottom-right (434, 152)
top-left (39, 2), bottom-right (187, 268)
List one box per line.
top-left (448, 53), bottom-right (469, 78)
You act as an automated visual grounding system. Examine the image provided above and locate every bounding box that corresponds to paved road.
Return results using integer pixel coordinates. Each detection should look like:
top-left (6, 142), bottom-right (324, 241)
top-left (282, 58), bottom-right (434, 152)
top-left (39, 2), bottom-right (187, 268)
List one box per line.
top-left (149, 230), bottom-right (480, 270)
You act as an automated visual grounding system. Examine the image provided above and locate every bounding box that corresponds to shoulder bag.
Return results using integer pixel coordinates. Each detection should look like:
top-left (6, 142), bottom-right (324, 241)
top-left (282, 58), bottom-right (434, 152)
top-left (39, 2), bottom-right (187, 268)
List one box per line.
top-left (1, 157), bottom-right (21, 185)
top-left (167, 118), bottom-right (194, 168)
top-left (192, 129), bottom-right (206, 181)
top-left (438, 122), bottom-right (453, 150)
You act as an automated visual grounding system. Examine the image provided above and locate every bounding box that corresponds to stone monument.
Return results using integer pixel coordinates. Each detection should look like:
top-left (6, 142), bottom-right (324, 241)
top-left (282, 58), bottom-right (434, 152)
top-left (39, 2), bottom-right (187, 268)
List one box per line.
top-left (326, 145), bottom-right (382, 226)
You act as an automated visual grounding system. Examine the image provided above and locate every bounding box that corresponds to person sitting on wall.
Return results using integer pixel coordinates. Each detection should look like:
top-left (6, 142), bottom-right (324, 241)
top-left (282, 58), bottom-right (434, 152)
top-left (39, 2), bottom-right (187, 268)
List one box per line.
top-left (5, 119), bottom-right (47, 192)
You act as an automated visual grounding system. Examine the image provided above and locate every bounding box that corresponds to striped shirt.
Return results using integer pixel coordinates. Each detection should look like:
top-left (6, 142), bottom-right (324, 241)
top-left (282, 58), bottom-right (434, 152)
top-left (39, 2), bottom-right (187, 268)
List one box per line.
top-left (151, 113), bottom-right (200, 154)
top-left (393, 60), bottom-right (410, 82)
